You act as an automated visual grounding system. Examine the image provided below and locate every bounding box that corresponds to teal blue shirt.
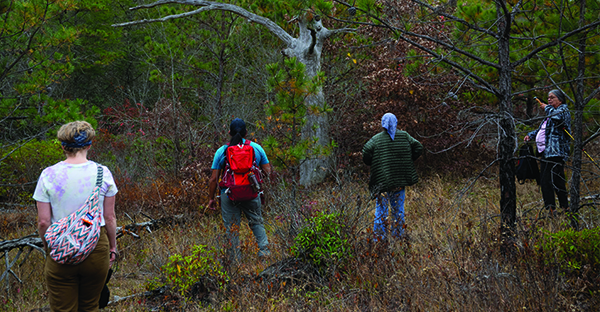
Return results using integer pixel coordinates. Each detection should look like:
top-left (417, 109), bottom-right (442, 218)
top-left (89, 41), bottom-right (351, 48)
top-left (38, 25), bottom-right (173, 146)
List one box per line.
top-left (211, 139), bottom-right (269, 170)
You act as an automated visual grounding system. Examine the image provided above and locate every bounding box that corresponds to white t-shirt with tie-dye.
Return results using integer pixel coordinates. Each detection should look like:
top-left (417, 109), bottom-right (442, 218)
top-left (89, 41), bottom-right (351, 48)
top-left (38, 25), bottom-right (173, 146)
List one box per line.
top-left (33, 161), bottom-right (118, 225)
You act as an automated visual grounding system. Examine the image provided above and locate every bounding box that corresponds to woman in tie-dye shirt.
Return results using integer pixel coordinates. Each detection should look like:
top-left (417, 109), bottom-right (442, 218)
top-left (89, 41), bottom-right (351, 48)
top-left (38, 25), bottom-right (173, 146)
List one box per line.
top-left (34, 121), bottom-right (118, 311)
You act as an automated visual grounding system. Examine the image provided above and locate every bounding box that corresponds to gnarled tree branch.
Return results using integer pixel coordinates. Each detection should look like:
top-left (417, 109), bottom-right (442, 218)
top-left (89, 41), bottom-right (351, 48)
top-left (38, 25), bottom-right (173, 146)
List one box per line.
top-left (112, 0), bottom-right (295, 47)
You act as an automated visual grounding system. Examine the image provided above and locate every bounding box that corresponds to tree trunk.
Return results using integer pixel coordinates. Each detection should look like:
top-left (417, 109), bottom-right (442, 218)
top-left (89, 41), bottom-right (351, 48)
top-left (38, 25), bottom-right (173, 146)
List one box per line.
top-left (569, 0), bottom-right (588, 216)
top-left (497, 2), bottom-right (516, 231)
top-left (283, 18), bottom-right (330, 185)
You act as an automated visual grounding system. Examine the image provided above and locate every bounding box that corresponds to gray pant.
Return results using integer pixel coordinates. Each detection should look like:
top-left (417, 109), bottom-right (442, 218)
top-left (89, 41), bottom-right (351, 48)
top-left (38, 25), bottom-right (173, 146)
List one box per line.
top-left (220, 195), bottom-right (269, 260)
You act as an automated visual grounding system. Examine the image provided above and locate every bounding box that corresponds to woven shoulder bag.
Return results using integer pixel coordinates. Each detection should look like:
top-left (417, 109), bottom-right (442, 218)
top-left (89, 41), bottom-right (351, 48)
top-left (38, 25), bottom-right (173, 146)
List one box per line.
top-left (44, 165), bottom-right (103, 265)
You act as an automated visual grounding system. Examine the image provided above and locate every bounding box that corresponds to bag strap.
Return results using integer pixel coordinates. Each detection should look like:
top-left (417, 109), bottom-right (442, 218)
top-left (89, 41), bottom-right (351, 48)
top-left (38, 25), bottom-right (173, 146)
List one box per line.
top-left (95, 165), bottom-right (103, 188)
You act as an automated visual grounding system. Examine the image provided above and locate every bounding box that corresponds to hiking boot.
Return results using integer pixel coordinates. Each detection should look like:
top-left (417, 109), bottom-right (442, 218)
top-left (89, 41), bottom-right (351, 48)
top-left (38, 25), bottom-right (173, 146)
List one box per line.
top-left (258, 249), bottom-right (271, 258)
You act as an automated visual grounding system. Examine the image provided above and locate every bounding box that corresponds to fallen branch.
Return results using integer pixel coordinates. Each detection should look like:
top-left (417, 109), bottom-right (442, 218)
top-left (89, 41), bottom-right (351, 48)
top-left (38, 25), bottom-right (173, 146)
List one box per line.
top-left (107, 286), bottom-right (169, 307)
top-left (0, 234), bottom-right (44, 253)
top-left (0, 234), bottom-right (43, 295)
top-left (116, 214), bottom-right (184, 239)
top-left (0, 214), bottom-right (186, 253)
top-left (582, 194), bottom-right (600, 201)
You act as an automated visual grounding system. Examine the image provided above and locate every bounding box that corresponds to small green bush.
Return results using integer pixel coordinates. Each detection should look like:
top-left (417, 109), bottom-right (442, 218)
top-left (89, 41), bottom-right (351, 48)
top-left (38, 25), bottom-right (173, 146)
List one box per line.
top-left (0, 140), bottom-right (64, 204)
top-left (159, 245), bottom-right (229, 299)
top-left (291, 211), bottom-right (352, 270)
top-left (538, 227), bottom-right (600, 274)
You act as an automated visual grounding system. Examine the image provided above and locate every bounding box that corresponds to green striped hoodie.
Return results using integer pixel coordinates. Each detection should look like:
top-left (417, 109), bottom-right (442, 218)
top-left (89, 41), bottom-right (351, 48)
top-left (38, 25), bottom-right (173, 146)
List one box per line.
top-left (362, 129), bottom-right (423, 196)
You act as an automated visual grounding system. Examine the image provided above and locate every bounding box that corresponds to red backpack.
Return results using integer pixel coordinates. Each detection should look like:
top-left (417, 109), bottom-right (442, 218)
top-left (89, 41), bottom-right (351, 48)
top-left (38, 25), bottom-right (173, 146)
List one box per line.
top-left (219, 140), bottom-right (263, 201)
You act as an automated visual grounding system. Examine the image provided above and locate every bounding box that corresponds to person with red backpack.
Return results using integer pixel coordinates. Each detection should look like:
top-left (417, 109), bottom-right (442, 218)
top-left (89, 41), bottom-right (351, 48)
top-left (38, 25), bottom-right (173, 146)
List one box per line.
top-left (208, 118), bottom-right (272, 261)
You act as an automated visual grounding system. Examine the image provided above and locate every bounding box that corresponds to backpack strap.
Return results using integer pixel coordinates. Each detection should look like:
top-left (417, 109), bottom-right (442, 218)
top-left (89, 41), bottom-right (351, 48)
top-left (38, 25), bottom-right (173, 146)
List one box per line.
top-left (227, 139), bottom-right (251, 147)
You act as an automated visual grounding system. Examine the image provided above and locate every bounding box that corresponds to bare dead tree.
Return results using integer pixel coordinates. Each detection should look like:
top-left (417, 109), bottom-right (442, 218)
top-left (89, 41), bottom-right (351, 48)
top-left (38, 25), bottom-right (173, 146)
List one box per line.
top-left (113, 0), bottom-right (355, 185)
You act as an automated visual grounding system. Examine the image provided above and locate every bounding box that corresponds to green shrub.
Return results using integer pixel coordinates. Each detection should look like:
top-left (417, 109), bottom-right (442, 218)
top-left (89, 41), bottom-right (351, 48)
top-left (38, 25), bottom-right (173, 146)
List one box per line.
top-left (0, 140), bottom-right (64, 204)
top-left (538, 227), bottom-right (600, 274)
top-left (158, 245), bottom-right (229, 299)
top-left (291, 211), bottom-right (352, 271)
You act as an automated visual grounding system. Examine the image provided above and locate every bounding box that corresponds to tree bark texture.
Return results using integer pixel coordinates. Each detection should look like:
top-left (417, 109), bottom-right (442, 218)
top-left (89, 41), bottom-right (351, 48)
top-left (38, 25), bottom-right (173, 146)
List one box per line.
top-left (497, 1), bottom-right (516, 230)
top-left (282, 18), bottom-right (331, 185)
top-left (568, 0), bottom-right (587, 214)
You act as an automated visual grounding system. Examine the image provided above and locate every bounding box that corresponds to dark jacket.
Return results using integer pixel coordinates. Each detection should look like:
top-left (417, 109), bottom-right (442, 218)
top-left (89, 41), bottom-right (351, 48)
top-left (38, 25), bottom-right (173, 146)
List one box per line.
top-left (362, 129), bottom-right (423, 196)
top-left (527, 103), bottom-right (571, 159)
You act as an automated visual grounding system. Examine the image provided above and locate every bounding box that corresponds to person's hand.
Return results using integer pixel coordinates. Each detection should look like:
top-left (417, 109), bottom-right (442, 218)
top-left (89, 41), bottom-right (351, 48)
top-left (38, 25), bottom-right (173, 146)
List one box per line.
top-left (208, 199), bottom-right (217, 210)
top-left (534, 97), bottom-right (547, 110)
top-left (524, 135), bottom-right (530, 142)
top-left (109, 250), bottom-right (118, 267)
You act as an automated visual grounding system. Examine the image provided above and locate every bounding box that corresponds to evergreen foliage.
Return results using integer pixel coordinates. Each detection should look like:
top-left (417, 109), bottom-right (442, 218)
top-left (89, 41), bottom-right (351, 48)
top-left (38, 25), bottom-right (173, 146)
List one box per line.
top-left (0, 0), bottom-right (120, 143)
top-left (262, 57), bottom-right (334, 178)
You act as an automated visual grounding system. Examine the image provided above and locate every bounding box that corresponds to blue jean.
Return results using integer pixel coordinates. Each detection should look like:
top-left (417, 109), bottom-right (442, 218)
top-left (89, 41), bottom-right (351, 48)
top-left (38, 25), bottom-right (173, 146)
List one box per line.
top-left (373, 189), bottom-right (406, 240)
top-left (220, 195), bottom-right (269, 260)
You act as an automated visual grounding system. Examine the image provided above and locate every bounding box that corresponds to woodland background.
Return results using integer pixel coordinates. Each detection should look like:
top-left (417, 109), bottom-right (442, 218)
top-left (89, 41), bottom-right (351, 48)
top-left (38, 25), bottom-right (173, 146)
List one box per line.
top-left (1, 0), bottom-right (600, 311)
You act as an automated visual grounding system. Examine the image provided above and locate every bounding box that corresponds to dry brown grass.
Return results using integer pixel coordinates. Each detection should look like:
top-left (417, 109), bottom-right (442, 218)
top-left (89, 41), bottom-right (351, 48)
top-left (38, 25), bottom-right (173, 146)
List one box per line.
top-left (2, 173), bottom-right (599, 311)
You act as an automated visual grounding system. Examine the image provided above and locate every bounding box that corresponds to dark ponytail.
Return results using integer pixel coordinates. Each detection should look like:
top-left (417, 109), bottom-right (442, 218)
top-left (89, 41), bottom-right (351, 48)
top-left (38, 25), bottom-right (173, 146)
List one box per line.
top-left (228, 118), bottom-right (247, 146)
top-left (229, 132), bottom-right (244, 146)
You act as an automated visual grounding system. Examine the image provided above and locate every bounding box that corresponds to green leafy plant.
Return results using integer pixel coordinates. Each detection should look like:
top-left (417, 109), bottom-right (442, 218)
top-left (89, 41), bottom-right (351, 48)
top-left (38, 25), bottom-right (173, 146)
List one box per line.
top-left (291, 211), bottom-right (352, 270)
top-left (159, 245), bottom-right (229, 299)
top-left (538, 227), bottom-right (600, 275)
top-left (0, 139), bottom-right (64, 203)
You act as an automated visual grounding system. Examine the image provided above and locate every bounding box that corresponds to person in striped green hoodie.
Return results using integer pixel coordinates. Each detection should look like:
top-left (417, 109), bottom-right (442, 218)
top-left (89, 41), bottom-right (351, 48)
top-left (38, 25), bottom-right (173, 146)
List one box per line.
top-left (363, 113), bottom-right (423, 241)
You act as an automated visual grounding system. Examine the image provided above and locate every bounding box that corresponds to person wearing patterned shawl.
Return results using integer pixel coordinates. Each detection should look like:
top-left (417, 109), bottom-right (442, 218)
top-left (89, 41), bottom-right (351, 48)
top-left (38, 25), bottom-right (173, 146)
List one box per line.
top-left (524, 89), bottom-right (572, 213)
top-left (362, 113), bottom-right (423, 241)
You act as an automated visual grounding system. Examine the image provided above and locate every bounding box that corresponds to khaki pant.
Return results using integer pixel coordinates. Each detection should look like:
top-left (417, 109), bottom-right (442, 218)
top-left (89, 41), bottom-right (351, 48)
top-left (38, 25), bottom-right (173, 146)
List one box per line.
top-left (45, 227), bottom-right (110, 312)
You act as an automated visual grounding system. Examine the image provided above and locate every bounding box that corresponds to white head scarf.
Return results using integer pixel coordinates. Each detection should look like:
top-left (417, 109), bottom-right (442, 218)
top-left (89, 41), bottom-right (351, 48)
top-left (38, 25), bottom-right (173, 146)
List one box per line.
top-left (381, 113), bottom-right (397, 140)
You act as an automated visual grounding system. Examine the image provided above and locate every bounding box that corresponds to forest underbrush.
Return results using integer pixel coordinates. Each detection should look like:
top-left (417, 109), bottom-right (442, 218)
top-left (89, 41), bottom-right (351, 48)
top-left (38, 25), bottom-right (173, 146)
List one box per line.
top-left (2, 172), bottom-right (599, 311)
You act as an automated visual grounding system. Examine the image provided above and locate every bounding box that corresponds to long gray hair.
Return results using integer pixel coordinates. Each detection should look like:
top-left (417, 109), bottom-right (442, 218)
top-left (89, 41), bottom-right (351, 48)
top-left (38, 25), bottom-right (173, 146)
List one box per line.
top-left (550, 89), bottom-right (566, 104)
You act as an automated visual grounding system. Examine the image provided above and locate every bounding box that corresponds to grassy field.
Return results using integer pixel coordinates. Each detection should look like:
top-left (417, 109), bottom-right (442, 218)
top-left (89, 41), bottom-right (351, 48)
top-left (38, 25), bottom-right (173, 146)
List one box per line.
top-left (2, 173), bottom-right (599, 311)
